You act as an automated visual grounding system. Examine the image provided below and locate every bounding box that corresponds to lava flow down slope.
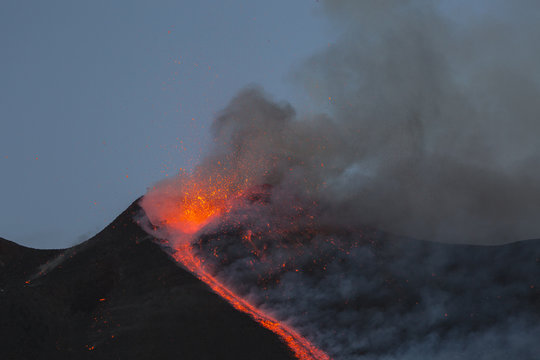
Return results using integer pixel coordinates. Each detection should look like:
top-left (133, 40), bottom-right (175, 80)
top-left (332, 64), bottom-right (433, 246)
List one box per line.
top-left (138, 89), bottom-right (540, 359)
top-left (140, 164), bottom-right (540, 360)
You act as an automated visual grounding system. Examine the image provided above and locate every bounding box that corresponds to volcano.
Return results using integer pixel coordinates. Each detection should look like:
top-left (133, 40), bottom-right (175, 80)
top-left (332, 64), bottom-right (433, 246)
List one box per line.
top-left (1, 198), bottom-right (539, 359)
top-left (0, 199), bottom-right (296, 360)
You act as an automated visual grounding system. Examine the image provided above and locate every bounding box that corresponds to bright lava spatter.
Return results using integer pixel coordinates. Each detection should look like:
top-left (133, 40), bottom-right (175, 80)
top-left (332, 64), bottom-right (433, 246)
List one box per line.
top-left (148, 172), bottom-right (330, 359)
top-left (172, 242), bottom-right (331, 360)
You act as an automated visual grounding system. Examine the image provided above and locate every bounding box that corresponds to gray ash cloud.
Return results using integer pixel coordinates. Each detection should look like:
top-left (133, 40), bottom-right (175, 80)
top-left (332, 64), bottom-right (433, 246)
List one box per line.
top-left (145, 0), bottom-right (540, 244)
top-left (142, 1), bottom-right (540, 358)
top-left (297, 0), bottom-right (540, 244)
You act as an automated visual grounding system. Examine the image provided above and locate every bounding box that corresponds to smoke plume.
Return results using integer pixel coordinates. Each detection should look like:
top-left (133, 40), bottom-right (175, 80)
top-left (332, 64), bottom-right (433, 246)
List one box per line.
top-left (299, 0), bottom-right (540, 244)
top-left (146, 0), bottom-right (540, 244)
top-left (141, 1), bottom-right (540, 359)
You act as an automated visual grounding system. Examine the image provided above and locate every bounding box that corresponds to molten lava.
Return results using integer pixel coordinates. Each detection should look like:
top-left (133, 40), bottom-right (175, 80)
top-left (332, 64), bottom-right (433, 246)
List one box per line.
top-left (157, 171), bottom-right (244, 235)
top-left (173, 243), bottom-right (330, 360)
top-left (159, 173), bottom-right (331, 360)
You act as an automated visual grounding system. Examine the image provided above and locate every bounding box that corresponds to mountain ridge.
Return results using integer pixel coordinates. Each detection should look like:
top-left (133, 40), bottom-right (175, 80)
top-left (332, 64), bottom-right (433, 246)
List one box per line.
top-left (0, 199), bottom-right (296, 360)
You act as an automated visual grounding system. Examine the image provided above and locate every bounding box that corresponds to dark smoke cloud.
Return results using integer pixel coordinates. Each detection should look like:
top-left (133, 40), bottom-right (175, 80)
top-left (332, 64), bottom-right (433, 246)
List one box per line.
top-left (141, 1), bottom-right (540, 359)
top-left (295, 0), bottom-right (540, 244)
top-left (146, 0), bottom-right (540, 244)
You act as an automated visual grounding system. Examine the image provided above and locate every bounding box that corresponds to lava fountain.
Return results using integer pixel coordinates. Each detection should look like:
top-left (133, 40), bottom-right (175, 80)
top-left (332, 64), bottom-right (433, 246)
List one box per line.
top-left (142, 168), bottom-right (331, 360)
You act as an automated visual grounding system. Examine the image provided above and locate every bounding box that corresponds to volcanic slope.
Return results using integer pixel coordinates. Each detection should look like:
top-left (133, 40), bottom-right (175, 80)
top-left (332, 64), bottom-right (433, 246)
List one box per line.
top-left (0, 199), bottom-right (296, 360)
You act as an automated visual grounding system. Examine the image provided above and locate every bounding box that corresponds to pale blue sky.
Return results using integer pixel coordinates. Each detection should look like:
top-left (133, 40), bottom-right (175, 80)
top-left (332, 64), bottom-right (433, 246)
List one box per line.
top-left (0, 0), bottom-right (334, 248)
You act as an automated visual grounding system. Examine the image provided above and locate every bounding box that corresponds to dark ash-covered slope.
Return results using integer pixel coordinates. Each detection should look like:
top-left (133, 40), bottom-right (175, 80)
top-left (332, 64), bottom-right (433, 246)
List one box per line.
top-left (0, 200), bottom-right (295, 360)
top-left (192, 210), bottom-right (540, 359)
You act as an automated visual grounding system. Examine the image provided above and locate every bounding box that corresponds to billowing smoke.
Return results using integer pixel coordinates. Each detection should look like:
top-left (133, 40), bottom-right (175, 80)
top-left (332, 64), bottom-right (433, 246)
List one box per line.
top-left (300, 0), bottom-right (540, 244)
top-left (146, 0), bottom-right (540, 244)
top-left (141, 1), bottom-right (540, 359)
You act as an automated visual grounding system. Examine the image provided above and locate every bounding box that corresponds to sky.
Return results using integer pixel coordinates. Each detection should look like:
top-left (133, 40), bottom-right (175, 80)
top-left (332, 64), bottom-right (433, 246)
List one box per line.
top-left (0, 0), bottom-right (334, 249)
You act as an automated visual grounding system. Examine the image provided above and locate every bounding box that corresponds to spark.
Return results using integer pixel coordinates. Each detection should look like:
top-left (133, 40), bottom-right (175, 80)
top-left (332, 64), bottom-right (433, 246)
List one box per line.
top-left (156, 169), bottom-right (331, 360)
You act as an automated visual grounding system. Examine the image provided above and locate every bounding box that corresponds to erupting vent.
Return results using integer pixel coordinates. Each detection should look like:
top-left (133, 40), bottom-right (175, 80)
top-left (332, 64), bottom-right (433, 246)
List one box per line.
top-left (144, 176), bottom-right (331, 359)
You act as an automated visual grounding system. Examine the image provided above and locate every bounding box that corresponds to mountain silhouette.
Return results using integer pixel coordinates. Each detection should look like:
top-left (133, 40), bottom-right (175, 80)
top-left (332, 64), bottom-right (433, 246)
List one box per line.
top-left (0, 199), bottom-right (295, 360)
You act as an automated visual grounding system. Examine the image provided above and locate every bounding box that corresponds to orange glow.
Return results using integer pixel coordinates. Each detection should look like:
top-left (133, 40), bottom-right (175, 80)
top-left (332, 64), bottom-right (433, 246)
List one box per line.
top-left (159, 171), bottom-right (331, 360)
top-left (159, 173), bottom-right (244, 234)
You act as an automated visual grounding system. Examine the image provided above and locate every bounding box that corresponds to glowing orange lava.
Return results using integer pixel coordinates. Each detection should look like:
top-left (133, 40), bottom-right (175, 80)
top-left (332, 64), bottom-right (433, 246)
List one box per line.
top-left (173, 243), bottom-right (330, 360)
top-left (158, 172), bottom-right (244, 234)
top-left (161, 173), bottom-right (331, 360)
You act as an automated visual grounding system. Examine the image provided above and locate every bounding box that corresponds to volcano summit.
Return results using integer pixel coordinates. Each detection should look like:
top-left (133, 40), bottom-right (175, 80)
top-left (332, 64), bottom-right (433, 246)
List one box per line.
top-left (0, 199), bottom-right (296, 360)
